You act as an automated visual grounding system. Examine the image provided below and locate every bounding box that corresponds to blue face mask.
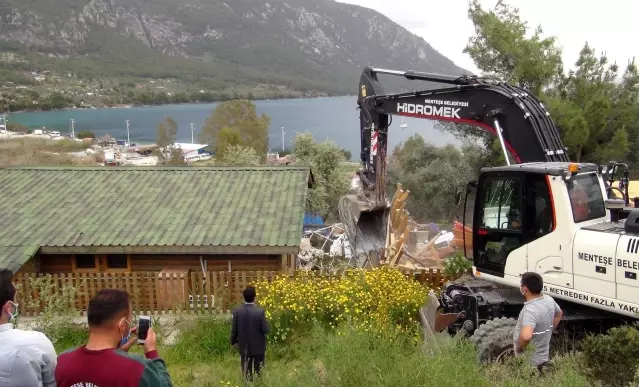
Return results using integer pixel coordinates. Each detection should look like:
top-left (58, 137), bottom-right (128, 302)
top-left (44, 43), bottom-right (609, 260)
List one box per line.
top-left (118, 318), bottom-right (132, 347)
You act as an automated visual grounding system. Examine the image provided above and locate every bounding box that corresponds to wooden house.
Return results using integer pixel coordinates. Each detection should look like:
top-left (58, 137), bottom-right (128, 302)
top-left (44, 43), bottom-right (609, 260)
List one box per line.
top-left (0, 165), bottom-right (313, 275)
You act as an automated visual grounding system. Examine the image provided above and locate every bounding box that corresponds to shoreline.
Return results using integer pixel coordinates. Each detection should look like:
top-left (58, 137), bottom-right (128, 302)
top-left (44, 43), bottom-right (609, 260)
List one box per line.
top-left (5, 93), bottom-right (356, 115)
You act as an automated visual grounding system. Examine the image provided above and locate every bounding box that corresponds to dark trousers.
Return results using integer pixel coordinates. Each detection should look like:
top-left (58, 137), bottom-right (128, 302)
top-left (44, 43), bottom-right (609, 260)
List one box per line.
top-left (241, 353), bottom-right (265, 380)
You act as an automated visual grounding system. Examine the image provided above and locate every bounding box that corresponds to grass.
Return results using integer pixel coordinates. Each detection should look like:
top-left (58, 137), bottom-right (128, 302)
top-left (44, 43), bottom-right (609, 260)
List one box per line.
top-left (158, 318), bottom-right (591, 387)
top-left (0, 137), bottom-right (100, 167)
top-left (43, 315), bottom-right (595, 387)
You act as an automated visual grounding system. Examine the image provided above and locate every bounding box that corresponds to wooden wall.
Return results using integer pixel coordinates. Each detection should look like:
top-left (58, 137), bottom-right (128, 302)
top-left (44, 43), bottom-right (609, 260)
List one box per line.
top-left (22, 253), bottom-right (292, 274)
top-left (130, 254), bottom-right (283, 272)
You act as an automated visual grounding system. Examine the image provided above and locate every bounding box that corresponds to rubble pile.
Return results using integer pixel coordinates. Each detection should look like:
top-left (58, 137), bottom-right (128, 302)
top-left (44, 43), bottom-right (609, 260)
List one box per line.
top-left (297, 223), bottom-right (356, 271)
top-left (298, 238), bottom-right (326, 269)
top-left (396, 222), bottom-right (458, 271)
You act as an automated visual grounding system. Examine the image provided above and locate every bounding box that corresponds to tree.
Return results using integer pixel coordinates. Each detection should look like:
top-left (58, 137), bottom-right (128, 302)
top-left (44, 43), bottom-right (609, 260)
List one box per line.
top-left (218, 144), bottom-right (263, 165)
top-left (198, 99), bottom-right (270, 160)
top-left (438, 0), bottom-right (639, 172)
top-left (546, 44), bottom-right (637, 163)
top-left (154, 116), bottom-right (185, 165)
top-left (387, 134), bottom-right (488, 222)
top-left (465, 0), bottom-right (562, 94)
top-left (340, 148), bottom-right (352, 161)
top-left (437, 0), bottom-right (564, 164)
top-left (291, 132), bottom-right (350, 221)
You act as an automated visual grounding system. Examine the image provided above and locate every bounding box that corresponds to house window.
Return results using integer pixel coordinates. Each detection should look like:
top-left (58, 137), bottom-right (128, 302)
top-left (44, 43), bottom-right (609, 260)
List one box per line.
top-left (74, 254), bottom-right (98, 272)
top-left (107, 255), bottom-right (128, 269)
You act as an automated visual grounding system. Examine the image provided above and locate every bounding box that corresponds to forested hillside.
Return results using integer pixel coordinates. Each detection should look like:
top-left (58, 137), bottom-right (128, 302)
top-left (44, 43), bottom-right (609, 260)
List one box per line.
top-left (0, 0), bottom-right (468, 103)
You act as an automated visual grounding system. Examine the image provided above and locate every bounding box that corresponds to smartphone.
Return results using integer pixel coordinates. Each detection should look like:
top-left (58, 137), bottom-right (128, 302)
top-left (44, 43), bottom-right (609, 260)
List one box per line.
top-left (137, 316), bottom-right (152, 344)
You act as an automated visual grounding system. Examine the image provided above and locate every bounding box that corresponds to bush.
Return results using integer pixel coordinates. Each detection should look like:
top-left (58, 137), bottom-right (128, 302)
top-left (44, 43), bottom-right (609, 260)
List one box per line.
top-left (43, 139), bottom-right (90, 152)
top-left (443, 251), bottom-right (473, 277)
top-left (254, 266), bottom-right (428, 344)
top-left (16, 274), bottom-right (83, 341)
top-left (76, 131), bottom-right (95, 139)
top-left (580, 323), bottom-right (639, 386)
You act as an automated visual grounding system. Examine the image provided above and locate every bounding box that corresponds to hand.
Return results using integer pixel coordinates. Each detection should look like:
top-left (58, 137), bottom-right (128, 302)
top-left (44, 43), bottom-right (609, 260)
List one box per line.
top-left (119, 326), bottom-right (138, 352)
top-left (143, 328), bottom-right (158, 354)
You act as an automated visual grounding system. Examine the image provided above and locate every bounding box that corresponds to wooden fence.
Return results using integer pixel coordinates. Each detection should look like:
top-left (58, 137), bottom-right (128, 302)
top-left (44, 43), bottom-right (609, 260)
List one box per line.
top-left (13, 269), bottom-right (462, 317)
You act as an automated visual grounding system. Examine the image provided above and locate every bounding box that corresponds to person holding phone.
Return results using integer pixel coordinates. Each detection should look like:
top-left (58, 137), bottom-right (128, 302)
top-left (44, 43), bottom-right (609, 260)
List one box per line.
top-left (55, 289), bottom-right (173, 387)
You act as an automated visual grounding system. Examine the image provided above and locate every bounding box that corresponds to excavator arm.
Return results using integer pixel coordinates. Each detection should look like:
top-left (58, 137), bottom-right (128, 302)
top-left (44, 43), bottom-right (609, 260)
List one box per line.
top-left (340, 66), bottom-right (570, 256)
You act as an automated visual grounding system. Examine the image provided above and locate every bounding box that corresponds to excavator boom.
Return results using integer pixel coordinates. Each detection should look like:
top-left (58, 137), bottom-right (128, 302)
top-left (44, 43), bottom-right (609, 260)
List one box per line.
top-left (340, 66), bottom-right (570, 256)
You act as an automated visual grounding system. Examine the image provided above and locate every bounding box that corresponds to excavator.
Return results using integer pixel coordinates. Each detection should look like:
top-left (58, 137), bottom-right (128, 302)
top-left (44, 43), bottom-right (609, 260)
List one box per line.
top-left (338, 66), bottom-right (638, 362)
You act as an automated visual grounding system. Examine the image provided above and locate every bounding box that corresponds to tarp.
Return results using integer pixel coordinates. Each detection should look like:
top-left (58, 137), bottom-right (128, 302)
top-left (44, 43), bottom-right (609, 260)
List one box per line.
top-left (303, 213), bottom-right (324, 225)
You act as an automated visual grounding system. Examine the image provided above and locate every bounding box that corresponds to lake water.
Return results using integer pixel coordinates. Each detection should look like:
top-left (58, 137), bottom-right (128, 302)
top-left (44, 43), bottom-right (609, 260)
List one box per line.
top-left (8, 96), bottom-right (460, 160)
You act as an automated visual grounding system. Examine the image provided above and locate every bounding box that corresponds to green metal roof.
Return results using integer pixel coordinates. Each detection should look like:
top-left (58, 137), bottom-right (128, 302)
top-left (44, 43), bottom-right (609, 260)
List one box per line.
top-left (0, 245), bottom-right (40, 273)
top-left (0, 166), bottom-right (311, 270)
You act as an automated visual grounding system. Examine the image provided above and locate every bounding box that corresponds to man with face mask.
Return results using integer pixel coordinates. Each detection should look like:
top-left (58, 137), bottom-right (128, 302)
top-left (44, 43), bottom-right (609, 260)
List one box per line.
top-left (0, 268), bottom-right (57, 387)
top-left (55, 289), bottom-right (173, 387)
top-left (513, 272), bottom-right (563, 374)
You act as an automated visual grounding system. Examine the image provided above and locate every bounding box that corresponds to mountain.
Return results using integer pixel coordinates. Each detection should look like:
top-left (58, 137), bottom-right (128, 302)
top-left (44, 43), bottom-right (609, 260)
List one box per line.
top-left (0, 0), bottom-right (470, 96)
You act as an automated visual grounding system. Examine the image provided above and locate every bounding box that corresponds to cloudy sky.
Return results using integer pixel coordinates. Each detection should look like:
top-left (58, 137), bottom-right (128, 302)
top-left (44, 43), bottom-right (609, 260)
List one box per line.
top-left (338, 0), bottom-right (637, 75)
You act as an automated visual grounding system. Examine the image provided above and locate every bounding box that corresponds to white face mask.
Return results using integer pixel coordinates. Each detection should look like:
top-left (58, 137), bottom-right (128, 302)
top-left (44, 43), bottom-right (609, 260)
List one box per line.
top-left (5, 301), bottom-right (18, 321)
top-left (520, 286), bottom-right (526, 296)
top-left (119, 318), bottom-right (132, 347)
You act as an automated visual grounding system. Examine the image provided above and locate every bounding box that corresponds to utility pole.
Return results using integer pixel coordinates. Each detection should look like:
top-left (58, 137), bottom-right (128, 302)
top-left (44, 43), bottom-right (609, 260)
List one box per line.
top-left (281, 126), bottom-right (285, 152)
top-left (125, 120), bottom-right (130, 147)
top-left (70, 119), bottom-right (75, 138)
top-left (190, 123), bottom-right (195, 144)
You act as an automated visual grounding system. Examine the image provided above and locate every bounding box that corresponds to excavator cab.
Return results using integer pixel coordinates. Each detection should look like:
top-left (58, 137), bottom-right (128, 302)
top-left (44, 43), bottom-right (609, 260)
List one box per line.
top-left (461, 164), bottom-right (566, 278)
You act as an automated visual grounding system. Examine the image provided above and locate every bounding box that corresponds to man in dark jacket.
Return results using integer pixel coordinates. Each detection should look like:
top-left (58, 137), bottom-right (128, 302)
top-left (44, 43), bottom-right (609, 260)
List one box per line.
top-left (231, 286), bottom-right (270, 380)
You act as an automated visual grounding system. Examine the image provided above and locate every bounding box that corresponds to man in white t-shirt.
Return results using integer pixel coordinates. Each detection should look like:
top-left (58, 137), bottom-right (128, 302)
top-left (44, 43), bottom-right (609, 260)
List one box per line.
top-left (513, 272), bottom-right (563, 374)
top-left (0, 269), bottom-right (58, 387)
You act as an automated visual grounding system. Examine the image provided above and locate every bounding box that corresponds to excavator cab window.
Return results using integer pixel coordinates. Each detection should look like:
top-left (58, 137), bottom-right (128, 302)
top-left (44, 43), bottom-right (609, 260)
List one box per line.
top-left (525, 175), bottom-right (554, 239)
top-left (473, 174), bottom-right (524, 277)
top-left (567, 173), bottom-right (606, 223)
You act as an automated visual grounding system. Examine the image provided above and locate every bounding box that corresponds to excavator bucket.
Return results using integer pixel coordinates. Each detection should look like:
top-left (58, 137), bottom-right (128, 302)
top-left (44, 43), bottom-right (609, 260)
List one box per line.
top-left (421, 290), bottom-right (463, 335)
top-left (338, 194), bottom-right (389, 254)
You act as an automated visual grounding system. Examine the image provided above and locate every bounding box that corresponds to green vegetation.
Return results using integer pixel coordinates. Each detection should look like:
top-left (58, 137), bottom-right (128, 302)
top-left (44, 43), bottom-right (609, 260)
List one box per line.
top-left (458, 0), bottom-right (638, 168)
top-left (443, 251), bottom-right (474, 277)
top-left (217, 145), bottom-right (263, 166)
top-left (580, 323), bottom-right (639, 386)
top-left (199, 100), bottom-right (270, 160)
top-left (291, 133), bottom-right (351, 221)
top-left (0, 0), bottom-right (469, 111)
top-left (163, 319), bottom-right (594, 387)
top-left (387, 135), bottom-right (488, 222)
top-left (154, 116), bottom-right (186, 166)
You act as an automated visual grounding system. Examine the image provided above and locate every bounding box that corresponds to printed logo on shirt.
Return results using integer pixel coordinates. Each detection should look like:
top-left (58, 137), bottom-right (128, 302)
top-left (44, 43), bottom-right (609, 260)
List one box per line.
top-left (70, 383), bottom-right (100, 387)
